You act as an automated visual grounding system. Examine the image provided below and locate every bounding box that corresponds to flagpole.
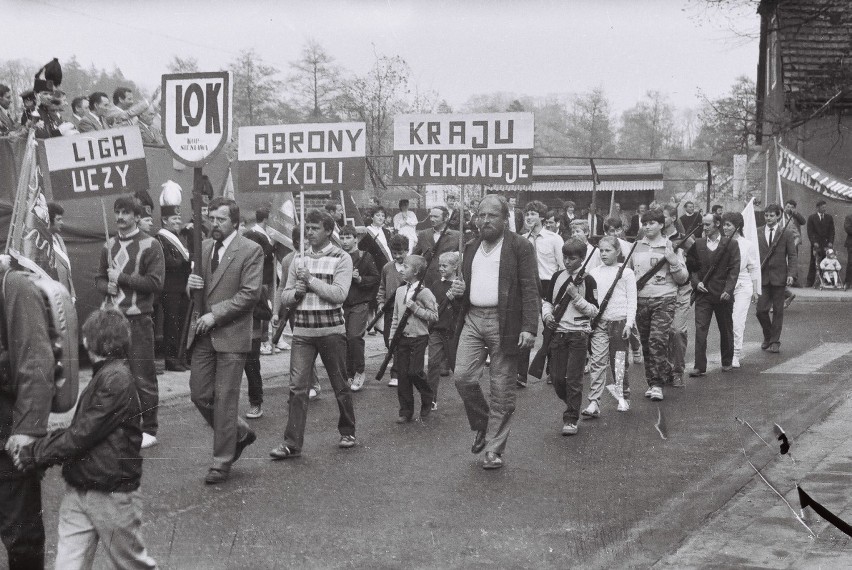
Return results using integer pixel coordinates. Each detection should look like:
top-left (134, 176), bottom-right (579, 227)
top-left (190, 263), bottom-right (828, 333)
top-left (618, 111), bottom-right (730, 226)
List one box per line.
top-left (589, 158), bottom-right (598, 236)
top-left (774, 138), bottom-right (784, 205)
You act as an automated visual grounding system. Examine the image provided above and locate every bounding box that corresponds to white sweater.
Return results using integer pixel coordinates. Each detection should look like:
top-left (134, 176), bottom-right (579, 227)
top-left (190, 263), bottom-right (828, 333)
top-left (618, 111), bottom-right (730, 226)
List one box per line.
top-left (589, 264), bottom-right (637, 329)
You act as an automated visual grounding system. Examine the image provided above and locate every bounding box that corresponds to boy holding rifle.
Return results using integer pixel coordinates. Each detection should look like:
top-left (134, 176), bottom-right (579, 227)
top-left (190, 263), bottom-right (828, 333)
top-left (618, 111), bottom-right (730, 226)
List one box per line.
top-left (628, 209), bottom-right (689, 402)
top-left (389, 255), bottom-right (438, 422)
top-left (541, 238), bottom-right (599, 436)
top-left (586, 237), bottom-right (637, 415)
top-left (427, 252), bottom-right (461, 409)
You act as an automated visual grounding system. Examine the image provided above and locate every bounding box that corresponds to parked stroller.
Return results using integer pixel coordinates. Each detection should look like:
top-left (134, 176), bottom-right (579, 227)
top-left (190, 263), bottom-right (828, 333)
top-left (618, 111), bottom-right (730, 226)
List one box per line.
top-left (817, 247), bottom-right (843, 289)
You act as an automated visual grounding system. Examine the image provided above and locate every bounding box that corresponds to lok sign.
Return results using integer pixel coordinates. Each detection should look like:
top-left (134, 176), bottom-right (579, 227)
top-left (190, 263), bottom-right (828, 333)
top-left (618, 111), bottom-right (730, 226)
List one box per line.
top-left (393, 112), bottom-right (534, 185)
top-left (238, 122), bottom-right (366, 192)
top-left (42, 126), bottom-right (149, 200)
top-left (161, 71), bottom-right (232, 166)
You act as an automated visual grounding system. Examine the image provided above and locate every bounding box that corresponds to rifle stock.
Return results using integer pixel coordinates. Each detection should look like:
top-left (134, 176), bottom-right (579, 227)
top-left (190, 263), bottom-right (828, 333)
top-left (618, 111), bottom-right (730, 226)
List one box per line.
top-left (528, 245), bottom-right (597, 379)
top-left (376, 284), bottom-right (425, 381)
top-left (590, 240), bottom-right (639, 330)
top-left (367, 295), bottom-right (395, 330)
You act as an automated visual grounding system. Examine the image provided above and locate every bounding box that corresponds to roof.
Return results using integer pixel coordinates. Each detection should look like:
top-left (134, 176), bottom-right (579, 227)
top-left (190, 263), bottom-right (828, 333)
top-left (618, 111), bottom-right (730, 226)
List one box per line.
top-left (492, 162), bottom-right (663, 193)
top-left (768, 0), bottom-right (852, 106)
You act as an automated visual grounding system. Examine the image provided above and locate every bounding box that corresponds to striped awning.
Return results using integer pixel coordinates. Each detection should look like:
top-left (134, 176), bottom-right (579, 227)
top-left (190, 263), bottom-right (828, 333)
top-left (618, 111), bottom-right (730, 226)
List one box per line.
top-left (494, 180), bottom-right (662, 193)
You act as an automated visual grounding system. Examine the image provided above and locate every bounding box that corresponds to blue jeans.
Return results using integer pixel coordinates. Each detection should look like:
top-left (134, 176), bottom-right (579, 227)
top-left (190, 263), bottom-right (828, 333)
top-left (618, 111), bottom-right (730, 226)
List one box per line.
top-left (283, 334), bottom-right (356, 451)
top-left (55, 485), bottom-right (156, 569)
top-left (549, 331), bottom-right (589, 424)
top-left (454, 307), bottom-right (517, 455)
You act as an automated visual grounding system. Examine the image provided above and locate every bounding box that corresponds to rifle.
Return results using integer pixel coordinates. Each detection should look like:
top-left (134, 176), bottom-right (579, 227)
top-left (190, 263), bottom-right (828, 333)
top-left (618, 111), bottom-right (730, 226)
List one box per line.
top-left (759, 214), bottom-right (794, 270)
top-left (528, 245), bottom-right (597, 379)
top-left (635, 217), bottom-right (702, 291)
top-left (689, 222), bottom-right (743, 306)
top-left (590, 240), bottom-right (639, 330)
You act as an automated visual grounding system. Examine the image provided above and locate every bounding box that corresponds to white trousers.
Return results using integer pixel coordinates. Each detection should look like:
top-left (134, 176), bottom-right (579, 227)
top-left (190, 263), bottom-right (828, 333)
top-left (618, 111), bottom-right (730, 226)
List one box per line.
top-left (732, 282), bottom-right (753, 352)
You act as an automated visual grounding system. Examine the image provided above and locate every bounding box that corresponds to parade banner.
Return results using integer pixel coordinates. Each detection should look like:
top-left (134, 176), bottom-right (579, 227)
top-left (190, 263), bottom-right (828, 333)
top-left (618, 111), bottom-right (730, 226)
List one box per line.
top-left (393, 112), bottom-right (534, 185)
top-left (41, 127), bottom-right (149, 201)
top-left (777, 144), bottom-right (852, 202)
top-left (162, 71), bottom-right (232, 166)
top-left (237, 122), bottom-right (366, 192)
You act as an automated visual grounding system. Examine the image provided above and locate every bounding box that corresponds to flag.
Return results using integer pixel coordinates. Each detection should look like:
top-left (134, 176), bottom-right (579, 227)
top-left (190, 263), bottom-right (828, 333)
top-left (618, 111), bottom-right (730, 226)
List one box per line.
top-left (777, 142), bottom-right (852, 202)
top-left (7, 130), bottom-right (55, 278)
top-left (221, 164), bottom-right (235, 200)
top-left (267, 191), bottom-right (296, 251)
top-left (741, 197), bottom-right (762, 292)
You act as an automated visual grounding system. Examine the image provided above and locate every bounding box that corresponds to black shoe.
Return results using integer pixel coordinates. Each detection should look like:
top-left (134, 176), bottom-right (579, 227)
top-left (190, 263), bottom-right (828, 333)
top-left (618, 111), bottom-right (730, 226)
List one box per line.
top-left (516, 375), bottom-right (527, 388)
top-left (269, 444), bottom-right (301, 460)
top-left (234, 430), bottom-right (256, 463)
top-left (165, 361), bottom-right (187, 372)
top-left (688, 369), bottom-right (705, 377)
top-left (471, 430), bottom-right (487, 454)
top-left (204, 468), bottom-right (229, 484)
top-left (420, 406), bottom-right (432, 419)
top-left (396, 415), bottom-right (412, 424)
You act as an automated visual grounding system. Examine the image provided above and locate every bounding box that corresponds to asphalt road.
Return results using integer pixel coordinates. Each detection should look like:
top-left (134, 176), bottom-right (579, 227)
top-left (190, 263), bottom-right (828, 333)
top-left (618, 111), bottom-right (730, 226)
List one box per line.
top-left (30, 301), bottom-right (852, 569)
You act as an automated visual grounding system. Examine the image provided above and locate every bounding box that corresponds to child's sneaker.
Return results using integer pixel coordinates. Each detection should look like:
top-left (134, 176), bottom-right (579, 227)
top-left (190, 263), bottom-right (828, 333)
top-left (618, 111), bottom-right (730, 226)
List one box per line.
top-left (649, 386), bottom-right (663, 401)
top-left (581, 401), bottom-right (600, 418)
top-left (561, 423), bottom-right (578, 436)
top-left (309, 386), bottom-right (321, 400)
top-left (632, 350), bottom-right (643, 364)
top-left (387, 377), bottom-right (398, 387)
top-left (617, 400), bottom-right (630, 412)
top-left (644, 387), bottom-right (654, 398)
top-left (350, 372), bottom-right (365, 392)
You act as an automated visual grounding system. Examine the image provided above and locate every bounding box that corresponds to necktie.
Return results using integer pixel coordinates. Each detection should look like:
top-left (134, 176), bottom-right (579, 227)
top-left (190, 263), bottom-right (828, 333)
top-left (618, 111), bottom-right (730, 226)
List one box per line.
top-left (768, 227), bottom-right (774, 246)
top-left (211, 239), bottom-right (223, 273)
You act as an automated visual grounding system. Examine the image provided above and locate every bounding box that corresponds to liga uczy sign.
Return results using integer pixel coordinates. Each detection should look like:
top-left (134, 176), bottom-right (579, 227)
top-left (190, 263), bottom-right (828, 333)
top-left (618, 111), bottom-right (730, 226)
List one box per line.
top-left (238, 122), bottom-right (366, 192)
top-left (162, 71), bottom-right (231, 166)
top-left (393, 112), bottom-right (534, 185)
top-left (42, 126), bottom-right (149, 200)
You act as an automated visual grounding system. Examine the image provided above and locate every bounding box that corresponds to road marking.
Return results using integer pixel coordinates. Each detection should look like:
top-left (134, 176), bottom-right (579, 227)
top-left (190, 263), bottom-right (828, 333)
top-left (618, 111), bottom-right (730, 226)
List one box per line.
top-left (762, 343), bottom-right (852, 375)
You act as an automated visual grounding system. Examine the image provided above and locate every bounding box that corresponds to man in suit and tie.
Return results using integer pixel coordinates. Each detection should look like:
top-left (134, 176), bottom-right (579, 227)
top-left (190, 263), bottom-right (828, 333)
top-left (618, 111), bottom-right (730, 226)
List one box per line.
top-left (449, 195), bottom-right (540, 470)
top-left (79, 91), bottom-right (147, 133)
top-left (70, 96), bottom-right (88, 131)
top-left (507, 196), bottom-right (524, 233)
top-left (187, 197), bottom-right (263, 484)
top-left (806, 200), bottom-right (835, 287)
top-left (446, 193), bottom-right (462, 232)
top-left (756, 203), bottom-right (797, 354)
top-left (413, 206), bottom-right (461, 288)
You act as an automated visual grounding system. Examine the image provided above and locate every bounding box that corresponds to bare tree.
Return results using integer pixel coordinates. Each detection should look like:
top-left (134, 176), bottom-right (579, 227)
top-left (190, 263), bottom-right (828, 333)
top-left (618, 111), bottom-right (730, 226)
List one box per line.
top-left (618, 90), bottom-right (677, 158)
top-left (288, 40), bottom-right (340, 121)
top-left (566, 88), bottom-right (616, 157)
top-left (229, 49), bottom-right (286, 128)
top-left (167, 56), bottom-right (199, 74)
top-left (0, 59), bottom-right (37, 118)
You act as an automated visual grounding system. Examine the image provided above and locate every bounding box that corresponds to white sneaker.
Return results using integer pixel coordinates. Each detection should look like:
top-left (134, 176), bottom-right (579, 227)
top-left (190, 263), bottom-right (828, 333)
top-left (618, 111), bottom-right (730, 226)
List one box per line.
top-left (581, 401), bottom-right (600, 418)
top-left (649, 386), bottom-right (663, 401)
top-left (277, 339), bottom-right (291, 351)
top-left (632, 350), bottom-right (643, 364)
top-left (732, 356), bottom-right (741, 369)
top-left (141, 433), bottom-right (158, 449)
top-left (617, 400), bottom-right (630, 412)
top-left (351, 372), bottom-right (365, 392)
top-left (246, 405), bottom-right (263, 419)
top-left (260, 342), bottom-right (274, 356)
top-left (431, 401), bottom-right (438, 411)
top-left (388, 377), bottom-right (398, 387)
top-left (561, 423), bottom-right (578, 436)
top-left (645, 387), bottom-right (654, 398)
top-left (309, 387), bottom-right (320, 400)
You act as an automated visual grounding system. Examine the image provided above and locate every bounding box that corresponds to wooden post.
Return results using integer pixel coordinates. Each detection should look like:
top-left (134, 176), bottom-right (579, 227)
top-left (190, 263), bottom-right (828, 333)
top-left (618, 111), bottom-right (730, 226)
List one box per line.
top-left (184, 167), bottom-right (205, 351)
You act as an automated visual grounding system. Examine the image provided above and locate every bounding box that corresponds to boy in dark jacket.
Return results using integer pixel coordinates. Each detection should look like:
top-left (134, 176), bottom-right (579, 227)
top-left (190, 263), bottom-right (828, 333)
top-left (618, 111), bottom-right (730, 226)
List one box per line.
top-left (340, 225), bottom-right (379, 391)
top-left (12, 309), bottom-right (157, 569)
top-left (426, 251), bottom-right (461, 408)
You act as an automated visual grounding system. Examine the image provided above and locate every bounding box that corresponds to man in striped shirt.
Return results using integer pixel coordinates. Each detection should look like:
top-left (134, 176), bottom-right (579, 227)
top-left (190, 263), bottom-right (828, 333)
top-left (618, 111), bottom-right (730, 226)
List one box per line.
top-left (270, 210), bottom-right (357, 459)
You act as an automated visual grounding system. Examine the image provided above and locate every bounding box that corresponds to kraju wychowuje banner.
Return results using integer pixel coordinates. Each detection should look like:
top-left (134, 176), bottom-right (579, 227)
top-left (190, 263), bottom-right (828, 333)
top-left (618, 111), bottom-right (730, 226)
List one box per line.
top-left (393, 112), bottom-right (534, 185)
top-left (41, 126), bottom-right (149, 200)
top-left (237, 122), bottom-right (367, 192)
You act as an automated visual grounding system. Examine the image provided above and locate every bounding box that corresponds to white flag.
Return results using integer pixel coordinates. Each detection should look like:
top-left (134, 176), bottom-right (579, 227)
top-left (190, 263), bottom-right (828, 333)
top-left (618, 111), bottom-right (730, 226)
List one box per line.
top-left (741, 197), bottom-right (762, 292)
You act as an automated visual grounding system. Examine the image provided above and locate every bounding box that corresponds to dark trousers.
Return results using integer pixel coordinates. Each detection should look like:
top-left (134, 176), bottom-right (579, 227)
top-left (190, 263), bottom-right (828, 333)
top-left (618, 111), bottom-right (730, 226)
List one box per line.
top-left (382, 312), bottom-right (399, 380)
top-left (846, 250), bottom-right (852, 285)
top-left (0, 469), bottom-right (45, 570)
top-left (395, 335), bottom-right (433, 418)
top-left (245, 337), bottom-right (263, 406)
top-left (756, 285), bottom-right (786, 345)
top-left (284, 334), bottom-right (356, 451)
top-left (161, 291), bottom-right (188, 365)
top-left (518, 280), bottom-right (550, 379)
top-left (344, 303), bottom-right (369, 378)
top-left (427, 329), bottom-right (451, 400)
top-left (693, 296), bottom-right (734, 371)
top-left (549, 331), bottom-right (588, 425)
top-left (128, 315), bottom-right (158, 436)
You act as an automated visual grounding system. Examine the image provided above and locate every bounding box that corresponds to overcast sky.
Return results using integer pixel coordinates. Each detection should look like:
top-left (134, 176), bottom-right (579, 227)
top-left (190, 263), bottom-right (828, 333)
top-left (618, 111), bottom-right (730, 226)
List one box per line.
top-left (2, 0), bottom-right (759, 114)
